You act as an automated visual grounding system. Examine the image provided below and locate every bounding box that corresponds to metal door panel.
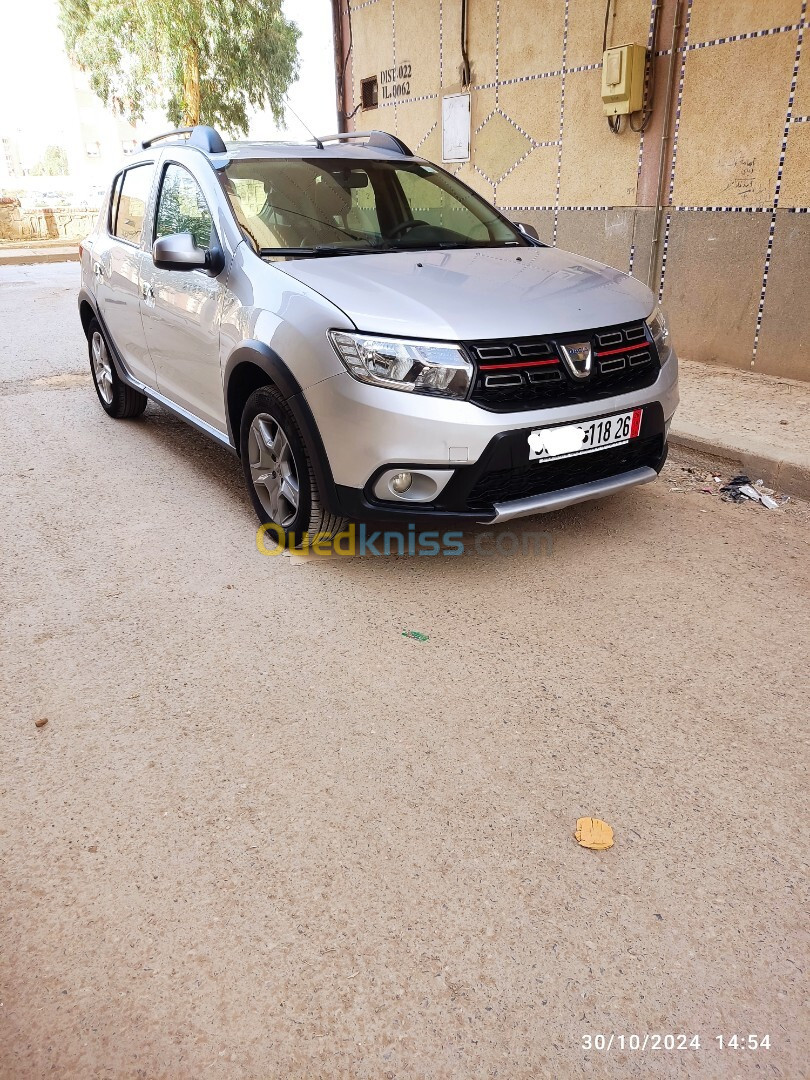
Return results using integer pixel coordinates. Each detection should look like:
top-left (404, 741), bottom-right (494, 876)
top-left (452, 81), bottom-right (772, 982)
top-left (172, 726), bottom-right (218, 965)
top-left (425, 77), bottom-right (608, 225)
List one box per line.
top-left (141, 268), bottom-right (226, 431)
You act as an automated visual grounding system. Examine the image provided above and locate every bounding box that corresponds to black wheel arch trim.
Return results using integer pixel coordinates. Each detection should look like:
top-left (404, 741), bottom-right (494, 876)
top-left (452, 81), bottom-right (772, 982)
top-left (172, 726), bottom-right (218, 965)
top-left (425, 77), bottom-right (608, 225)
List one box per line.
top-left (224, 340), bottom-right (342, 516)
top-left (77, 289), bottom-right (131, 384)
top-left (78, 287), bottom-right (99, 336)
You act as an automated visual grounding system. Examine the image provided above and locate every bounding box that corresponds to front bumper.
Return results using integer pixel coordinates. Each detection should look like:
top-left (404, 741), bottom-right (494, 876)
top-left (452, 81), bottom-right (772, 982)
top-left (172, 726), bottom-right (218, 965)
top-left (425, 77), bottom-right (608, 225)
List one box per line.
top-left (304, 350), bottom-right (678, 522)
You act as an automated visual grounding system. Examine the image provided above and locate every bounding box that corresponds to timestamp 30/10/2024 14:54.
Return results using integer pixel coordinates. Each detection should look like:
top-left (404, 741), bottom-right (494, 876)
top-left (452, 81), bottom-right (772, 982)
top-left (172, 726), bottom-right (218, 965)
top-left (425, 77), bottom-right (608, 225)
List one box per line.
top-left (582, 1033), bottom-right (772, 1052)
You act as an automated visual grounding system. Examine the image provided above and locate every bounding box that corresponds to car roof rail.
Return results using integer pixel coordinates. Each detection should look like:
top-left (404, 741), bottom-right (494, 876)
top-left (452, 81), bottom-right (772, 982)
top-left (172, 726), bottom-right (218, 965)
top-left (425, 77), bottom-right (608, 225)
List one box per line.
top-left (313, 130), bottom-right (414, 156)
top-left (141, 125), bottom-right (227, 154)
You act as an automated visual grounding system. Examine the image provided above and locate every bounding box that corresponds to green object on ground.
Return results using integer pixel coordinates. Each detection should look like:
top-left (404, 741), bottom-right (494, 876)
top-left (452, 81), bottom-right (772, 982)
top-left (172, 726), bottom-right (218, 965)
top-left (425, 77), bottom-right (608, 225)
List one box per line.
top-left (402, 630), bottom-right (429, 642)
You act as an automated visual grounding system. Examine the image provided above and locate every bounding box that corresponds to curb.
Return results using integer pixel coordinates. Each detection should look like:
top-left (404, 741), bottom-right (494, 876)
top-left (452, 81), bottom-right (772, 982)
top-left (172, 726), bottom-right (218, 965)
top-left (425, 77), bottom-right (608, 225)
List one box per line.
top-left (0, 247), bottom-right (79, 266)
top-left (669, 422), bottom-right (810, 500)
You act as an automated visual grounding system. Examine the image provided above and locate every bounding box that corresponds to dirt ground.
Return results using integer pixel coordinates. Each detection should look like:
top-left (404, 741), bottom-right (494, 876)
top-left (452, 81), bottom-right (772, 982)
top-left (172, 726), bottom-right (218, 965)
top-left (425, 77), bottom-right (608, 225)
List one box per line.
top-left (1, 265), bottom-right (808, 1079)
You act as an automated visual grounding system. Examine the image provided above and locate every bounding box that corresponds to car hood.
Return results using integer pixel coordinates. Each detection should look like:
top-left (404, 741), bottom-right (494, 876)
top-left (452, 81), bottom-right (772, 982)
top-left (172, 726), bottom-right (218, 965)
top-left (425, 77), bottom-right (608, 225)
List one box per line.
top-left (275, 246), bottom-right (654, 340)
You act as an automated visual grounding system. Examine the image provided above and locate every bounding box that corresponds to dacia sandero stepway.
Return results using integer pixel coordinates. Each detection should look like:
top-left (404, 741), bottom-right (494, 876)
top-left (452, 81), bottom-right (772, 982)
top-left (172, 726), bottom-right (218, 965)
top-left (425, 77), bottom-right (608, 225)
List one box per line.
top-left (78, 125), bottom-right (678, 545)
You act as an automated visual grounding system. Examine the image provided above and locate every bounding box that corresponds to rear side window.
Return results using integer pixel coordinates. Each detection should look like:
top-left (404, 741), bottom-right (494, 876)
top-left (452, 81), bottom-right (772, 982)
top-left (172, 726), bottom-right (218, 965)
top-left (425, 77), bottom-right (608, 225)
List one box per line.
top-left (154, 163), bottom-right (214, 249)
top-left (113, 163), bottom-right (154, 245)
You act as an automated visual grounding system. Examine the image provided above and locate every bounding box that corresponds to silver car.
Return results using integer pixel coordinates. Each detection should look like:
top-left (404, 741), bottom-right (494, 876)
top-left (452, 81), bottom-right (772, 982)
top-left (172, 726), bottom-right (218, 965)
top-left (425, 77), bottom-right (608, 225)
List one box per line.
top-left (78, 125), bottom-right (678, 545)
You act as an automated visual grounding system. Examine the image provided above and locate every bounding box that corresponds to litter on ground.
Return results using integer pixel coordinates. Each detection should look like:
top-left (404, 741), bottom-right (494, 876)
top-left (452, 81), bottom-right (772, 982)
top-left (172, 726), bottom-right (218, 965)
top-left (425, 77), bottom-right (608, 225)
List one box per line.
top-left (666, 467), bottom-right (789, 508)
top-left (402, 630), bottom-right (430, 642)
top-left (574, 817), bottom-right (614, 851)
top-left (721, 476), bottom-right (786, 508)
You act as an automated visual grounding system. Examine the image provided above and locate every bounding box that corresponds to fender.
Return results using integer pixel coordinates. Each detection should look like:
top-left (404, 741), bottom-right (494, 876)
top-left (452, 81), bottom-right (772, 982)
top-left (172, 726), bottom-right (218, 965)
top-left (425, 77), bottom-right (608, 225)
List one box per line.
top-left (77, 288), bottom-right (130, 382)
top-left (223, 339), bottom-right (303, 409)
top-left (223, 340), bottom-right (342, 516)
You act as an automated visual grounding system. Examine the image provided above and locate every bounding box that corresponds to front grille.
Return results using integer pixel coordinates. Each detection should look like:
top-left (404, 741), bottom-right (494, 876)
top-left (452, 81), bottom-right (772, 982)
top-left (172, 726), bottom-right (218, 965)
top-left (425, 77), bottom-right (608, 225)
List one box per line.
top-left (465, 434), bottom-right (664, 512)
top-left (467, 320), bottom-right (660, 411)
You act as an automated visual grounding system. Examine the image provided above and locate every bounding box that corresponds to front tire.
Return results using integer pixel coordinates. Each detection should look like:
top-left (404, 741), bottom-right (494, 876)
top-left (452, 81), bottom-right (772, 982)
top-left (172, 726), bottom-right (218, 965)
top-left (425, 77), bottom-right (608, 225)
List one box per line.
top-left (87, 320), bottom-right (147, 418)
top-left (240, 385), bottom-right (348, 549)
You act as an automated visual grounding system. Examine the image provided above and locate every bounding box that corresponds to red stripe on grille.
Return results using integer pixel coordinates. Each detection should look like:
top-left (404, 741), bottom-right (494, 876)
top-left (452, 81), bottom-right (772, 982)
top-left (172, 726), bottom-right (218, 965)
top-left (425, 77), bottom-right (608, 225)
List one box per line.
top-left (478, 357), bottom-right (560, 371)
top-left (596, 341), bottom-right (650, 358)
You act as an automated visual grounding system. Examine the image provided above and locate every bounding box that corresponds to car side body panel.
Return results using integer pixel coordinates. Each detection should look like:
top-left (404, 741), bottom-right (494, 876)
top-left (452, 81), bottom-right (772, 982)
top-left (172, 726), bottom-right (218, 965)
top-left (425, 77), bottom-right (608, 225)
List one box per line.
top-left (218, 242), bottom-right (354, 394)
top-left (141, 256), bottom-right (230, 431)
top-left (93, 236), bottom-right (156, 388)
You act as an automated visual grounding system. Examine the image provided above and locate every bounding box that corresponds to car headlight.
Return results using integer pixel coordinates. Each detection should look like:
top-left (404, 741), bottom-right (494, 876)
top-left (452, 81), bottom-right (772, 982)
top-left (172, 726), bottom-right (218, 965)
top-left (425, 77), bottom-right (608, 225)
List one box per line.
top-left (646, 305), bottom-right (670, 361)
top-left (329, 331), bottom-right (473, 399)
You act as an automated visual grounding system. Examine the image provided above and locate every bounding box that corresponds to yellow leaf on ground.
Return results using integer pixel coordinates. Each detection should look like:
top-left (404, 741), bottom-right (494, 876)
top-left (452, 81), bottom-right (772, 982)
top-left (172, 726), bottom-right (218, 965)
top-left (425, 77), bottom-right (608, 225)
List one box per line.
top-left (575, 817), bottom-right (614, 850)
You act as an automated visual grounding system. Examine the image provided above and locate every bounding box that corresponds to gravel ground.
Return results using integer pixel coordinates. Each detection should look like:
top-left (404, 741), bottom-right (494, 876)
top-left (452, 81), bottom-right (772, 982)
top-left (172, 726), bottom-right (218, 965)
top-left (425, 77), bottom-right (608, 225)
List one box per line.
top-left (1, 265), bottom-right (808, 1079)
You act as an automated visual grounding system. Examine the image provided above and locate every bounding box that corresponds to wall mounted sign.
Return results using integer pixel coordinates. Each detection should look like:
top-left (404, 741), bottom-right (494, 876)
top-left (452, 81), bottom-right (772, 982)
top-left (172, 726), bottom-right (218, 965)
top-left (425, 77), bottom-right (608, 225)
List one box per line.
top-left (380, 63), bottom-right (412, 101)
top-left (442, 93), bottom-right (471, 162)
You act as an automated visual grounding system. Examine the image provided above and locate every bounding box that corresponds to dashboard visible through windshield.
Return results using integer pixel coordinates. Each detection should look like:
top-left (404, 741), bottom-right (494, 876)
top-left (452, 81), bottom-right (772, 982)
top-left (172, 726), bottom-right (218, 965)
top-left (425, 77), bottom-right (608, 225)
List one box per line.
top-left (220, 157), bottom-right (528, 257)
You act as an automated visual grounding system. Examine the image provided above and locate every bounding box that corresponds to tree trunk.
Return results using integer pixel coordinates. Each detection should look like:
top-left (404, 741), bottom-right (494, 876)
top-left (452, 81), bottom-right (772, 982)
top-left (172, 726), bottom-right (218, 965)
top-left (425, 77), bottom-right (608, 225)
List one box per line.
top-left (182, 42), bottom-right (201, 126)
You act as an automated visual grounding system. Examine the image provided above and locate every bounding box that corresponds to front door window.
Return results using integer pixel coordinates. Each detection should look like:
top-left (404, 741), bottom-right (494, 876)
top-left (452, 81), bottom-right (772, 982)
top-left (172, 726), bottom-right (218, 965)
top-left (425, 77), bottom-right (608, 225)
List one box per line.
top-left (155, 164), bottom-right (214, 249)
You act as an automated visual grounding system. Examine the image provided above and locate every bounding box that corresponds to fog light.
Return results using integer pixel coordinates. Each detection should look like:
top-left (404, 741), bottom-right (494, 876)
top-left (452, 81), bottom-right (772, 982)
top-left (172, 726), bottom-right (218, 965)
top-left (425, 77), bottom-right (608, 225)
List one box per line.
top-left (390, 471), bottom-right (413, 493)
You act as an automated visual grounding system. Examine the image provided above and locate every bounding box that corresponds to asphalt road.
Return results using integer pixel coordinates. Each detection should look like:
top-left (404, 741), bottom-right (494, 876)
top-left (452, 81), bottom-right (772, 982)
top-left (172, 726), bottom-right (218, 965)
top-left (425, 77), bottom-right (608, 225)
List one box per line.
top-left (1, 264), bottom-right (808, 1079)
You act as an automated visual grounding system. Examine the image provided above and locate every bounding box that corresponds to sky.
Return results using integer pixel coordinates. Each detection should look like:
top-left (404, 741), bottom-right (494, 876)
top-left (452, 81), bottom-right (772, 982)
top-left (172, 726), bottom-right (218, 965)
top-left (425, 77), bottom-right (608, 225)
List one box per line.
top-left (244, 0), bottom-right (339, 142)
top-left (0, 0), bottom-right (337, 169)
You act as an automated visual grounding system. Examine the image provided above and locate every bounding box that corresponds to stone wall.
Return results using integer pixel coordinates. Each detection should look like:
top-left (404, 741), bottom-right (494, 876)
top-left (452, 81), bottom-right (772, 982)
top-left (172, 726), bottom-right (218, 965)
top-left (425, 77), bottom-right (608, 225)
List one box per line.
top-left (343, 0), bottom-right (810, 379)
top-left (0, 198), bottom-right (99, 243)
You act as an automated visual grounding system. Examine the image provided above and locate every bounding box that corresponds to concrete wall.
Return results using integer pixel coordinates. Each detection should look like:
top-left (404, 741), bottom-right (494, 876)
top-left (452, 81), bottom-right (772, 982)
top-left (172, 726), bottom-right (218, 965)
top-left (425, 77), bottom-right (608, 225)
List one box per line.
top-left (0, 199), bottom-right (97, 243)
top-left (341, 0), bottom-right (809, 379)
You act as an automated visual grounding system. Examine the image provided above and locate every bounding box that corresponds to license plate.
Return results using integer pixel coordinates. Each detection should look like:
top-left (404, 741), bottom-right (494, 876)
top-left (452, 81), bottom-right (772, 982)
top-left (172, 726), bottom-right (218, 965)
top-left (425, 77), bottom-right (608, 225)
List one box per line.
top-left (528, 408), bottom-right (643, 461)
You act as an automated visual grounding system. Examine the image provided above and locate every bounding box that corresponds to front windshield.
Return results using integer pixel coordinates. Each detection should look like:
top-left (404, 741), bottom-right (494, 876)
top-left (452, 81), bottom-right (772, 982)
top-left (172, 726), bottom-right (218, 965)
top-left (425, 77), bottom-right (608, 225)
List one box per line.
top-left (221, 157), bottom-right (527, 255)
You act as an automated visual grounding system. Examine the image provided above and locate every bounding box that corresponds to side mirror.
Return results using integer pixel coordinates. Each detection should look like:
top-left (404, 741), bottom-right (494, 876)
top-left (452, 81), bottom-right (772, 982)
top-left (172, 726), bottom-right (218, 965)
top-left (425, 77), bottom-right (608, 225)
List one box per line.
top-left (515, 221), bottom-right (540, 241)
top-left (152, 232), bottom-right (224, 275)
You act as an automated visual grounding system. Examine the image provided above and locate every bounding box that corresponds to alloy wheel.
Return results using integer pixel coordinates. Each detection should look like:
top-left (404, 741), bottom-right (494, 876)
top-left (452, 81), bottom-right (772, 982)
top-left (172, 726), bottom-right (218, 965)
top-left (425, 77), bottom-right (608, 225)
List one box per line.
top-left (247, 413), bottom-right (301, 527)
top-left (91, 330), bottom-right (114, 405)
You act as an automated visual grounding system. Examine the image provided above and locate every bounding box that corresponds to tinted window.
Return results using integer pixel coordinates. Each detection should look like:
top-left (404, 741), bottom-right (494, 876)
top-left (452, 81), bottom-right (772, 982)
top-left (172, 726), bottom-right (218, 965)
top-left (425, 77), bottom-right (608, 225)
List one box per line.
top-left (113, 163), bottom-right (154, 245)
top-left (155, 163), bottom-right (214, 249)
top-left (221, 158), bottom-right (524, 253)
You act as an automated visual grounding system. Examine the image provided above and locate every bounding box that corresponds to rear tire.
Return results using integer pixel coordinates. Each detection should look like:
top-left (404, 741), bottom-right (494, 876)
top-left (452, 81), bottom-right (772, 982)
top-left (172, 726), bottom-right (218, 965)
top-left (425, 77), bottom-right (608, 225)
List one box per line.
top-left (87, 319), bottom-right (147, 418)
top-left (240, 385), bottom-right (348, 549)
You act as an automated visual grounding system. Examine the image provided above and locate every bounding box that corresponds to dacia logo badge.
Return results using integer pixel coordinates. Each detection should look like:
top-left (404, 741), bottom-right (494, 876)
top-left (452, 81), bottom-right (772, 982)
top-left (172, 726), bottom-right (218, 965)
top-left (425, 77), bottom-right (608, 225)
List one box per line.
top-left (559, 340), bottom-right (593, 380)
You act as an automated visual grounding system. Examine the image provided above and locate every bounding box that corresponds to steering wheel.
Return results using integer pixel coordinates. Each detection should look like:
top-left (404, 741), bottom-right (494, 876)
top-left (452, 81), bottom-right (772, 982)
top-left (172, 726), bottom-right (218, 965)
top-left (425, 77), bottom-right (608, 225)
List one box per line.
top-left (388, 219), bottom-right (430, 240)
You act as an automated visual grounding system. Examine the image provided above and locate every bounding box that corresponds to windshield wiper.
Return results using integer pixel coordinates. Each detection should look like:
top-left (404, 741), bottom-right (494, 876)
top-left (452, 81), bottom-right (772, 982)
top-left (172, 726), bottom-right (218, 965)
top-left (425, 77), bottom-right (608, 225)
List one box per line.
top-left (415, 241), bottom-right (523, 250)
top-left (260, 245), bottom-right (376, 258)
top-left (260, 243), bottom-right (509, 258)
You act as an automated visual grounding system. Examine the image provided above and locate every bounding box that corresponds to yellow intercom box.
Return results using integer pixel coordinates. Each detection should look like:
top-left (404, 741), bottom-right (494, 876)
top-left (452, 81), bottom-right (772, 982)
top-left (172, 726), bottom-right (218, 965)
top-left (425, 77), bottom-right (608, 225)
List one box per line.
top-left (601, 44), bottom-right (647, 116)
